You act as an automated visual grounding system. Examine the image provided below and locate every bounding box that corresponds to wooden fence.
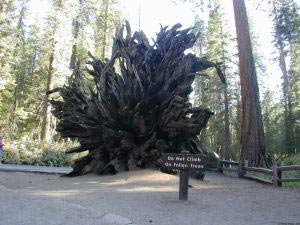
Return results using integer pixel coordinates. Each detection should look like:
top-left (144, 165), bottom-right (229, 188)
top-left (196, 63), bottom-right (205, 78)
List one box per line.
top-left (218, 160), bottom-right (300, 187)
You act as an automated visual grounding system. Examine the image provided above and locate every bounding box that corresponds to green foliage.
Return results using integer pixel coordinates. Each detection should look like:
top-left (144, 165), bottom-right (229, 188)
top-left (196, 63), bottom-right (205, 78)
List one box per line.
top-left (262, 91), bottom-right (285, 154)
top-left (271, 0), bottom-right (300, 153)
top-left (289, 41), bottom-right (300, 153)
top-left (247, 154), bottom-right (300, 187)
top-left (282, 153), bottom-right (300, 165)
top-left (273, 0), bottom-right (300, 45)
top-left (0, 1), bottom-right (48, 139)
top-left (192, 0), bottom-right (238, 159)
top-left (282, 154), bottom-right (300, 187)
top-left (195, 1), bottom-right (225, 149)
top-left (94, 0), bottom-right (121, 59)
top-left (2, 140), bottom-right (80, 167)
top-left (0, 0), bottom-right (122, 142)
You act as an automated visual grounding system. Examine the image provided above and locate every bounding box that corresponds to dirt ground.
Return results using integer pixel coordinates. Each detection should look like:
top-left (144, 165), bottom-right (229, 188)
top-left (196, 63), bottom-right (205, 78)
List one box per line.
top-left (0, 169), bottom-right (299, 225)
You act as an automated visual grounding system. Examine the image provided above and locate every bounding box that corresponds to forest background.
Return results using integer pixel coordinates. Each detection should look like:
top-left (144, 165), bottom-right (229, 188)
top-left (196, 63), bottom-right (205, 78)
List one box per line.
top-left (0, 0), bottom-right (299, 167)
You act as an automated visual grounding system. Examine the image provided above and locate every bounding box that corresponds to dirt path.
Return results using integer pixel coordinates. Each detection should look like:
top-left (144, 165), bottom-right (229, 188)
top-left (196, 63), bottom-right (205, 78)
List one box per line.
top-left (0, 169), bottom-right (299, 225)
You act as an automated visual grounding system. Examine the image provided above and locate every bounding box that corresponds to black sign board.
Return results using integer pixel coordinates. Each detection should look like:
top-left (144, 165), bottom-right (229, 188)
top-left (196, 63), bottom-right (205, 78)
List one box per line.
top-left (162, 153), bottom-right (204, 170)
top-left (161, 151), bottom-right (204, 201)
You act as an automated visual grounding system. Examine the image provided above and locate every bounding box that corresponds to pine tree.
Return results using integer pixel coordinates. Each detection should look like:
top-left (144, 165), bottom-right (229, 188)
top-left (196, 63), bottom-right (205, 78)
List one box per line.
top-left (289, 42), bottom-right (300, 153)
top-left (41, 0), bottom-right (67, 141)
top-left (1, 1), bottom-right (50, 138)
top-left (94, 0), bottom-right (121, 60)
top-left (193, 0), bottom-right (235, 159)
top-left (69, 0), bottom-right (95, 69)
top-left (271, 0), bottom-right (300, 153)
top-left (0, 0), bottom-right (17, 135)
top-left (262, 90), bottom-right (284, 154)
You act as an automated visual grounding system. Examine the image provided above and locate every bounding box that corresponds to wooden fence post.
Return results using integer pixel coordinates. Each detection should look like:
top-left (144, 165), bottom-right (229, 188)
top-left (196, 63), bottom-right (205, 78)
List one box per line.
top-left (238, 160), bottom-right (243, 178)
top-left (273, 161), bottom-right (278, 186)
top-left (179, 169), bottom-right (190, 200)
top-left (244, 160), bottom-right (249, 167)
top-left (277, 161), bottom-right (282, 187)
top-left (218, 160), bottom-right (223, 174)
top-left (179, 150), bottom-right (190, 201)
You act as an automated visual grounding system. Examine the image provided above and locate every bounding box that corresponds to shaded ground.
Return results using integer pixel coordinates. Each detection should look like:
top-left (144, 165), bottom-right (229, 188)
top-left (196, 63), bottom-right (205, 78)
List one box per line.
top-left (0, 169), bottom-right (299, 225)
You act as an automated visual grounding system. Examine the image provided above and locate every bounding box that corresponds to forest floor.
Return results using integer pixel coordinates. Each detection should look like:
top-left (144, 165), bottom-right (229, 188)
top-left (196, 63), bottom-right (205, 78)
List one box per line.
top-left (0, 169), bottom-right (299, 225)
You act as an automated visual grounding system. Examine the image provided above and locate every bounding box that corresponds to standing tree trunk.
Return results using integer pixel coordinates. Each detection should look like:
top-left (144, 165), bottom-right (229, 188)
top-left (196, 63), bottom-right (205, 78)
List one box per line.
top-left (232, 0), bottom-right (266, 166)
top-left (101, 0), bottom-right (109, 60)
top-left (41, 0), bottom-right (65, 142)
top-left (278, 38), bottom-right (294, 153)
top-left (232, 93), bottom-right (241, 158)
top-left (70, 0), bottom-right (83, 70)
top-left (221, 81), bottom-right (231, 160)
top-left (273, 2), bottom-right (295, 153)
top-left (41, 49), bottom-right (54, 142)
top-left (11, 0), bottom-right (27, 135)
top-left (220, 25), bottom-right (231, 160)
top-left (70, 19), bottom-right (79, 70)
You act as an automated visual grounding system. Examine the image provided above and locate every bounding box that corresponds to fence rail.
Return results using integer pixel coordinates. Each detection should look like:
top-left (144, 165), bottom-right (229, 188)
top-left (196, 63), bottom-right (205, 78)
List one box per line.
top-left (220, 160), bottom-right (239, 166)
top-left (243, 166), bottom-right (273, 175)
top-left (217, 159), bottom-right (300, 187)
top-left (278, 178), bottom-right (300, 182)
top-left (278, 165), bottom-right (300, 171)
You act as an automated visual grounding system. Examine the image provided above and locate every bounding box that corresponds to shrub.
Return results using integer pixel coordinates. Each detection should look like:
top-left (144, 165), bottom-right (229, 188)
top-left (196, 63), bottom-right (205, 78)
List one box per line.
top-left (282, 154), bottom-right (300, 183)
top-left (282, 154), bottom-right (300, 166)
top-left (2, 139), bottom-right (81, 167)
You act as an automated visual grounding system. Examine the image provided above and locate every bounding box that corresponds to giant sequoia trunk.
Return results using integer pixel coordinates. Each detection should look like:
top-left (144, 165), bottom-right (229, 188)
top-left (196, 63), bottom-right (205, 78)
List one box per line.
top-left (51, 23), bottom-right (224, 176)
top-left (233, 0), bottom-right (266, 166)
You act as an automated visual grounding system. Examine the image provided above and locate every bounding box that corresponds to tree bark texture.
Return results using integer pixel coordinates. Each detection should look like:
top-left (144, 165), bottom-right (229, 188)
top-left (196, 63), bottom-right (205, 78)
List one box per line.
top-left (222, 82), bottom-right (231, 160)
top-left (233, 0), bottom-right (266, 166)
top-left (41, 51), bottom-right (54, 142)
top-left (51, 23), bottom-right (225, 176)
top-left (70, 18), bottom-right (79, 70)
top-left (101, 0), bottom-right (109, 60)
top-left (220, 25), bottom-right (231, 160)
